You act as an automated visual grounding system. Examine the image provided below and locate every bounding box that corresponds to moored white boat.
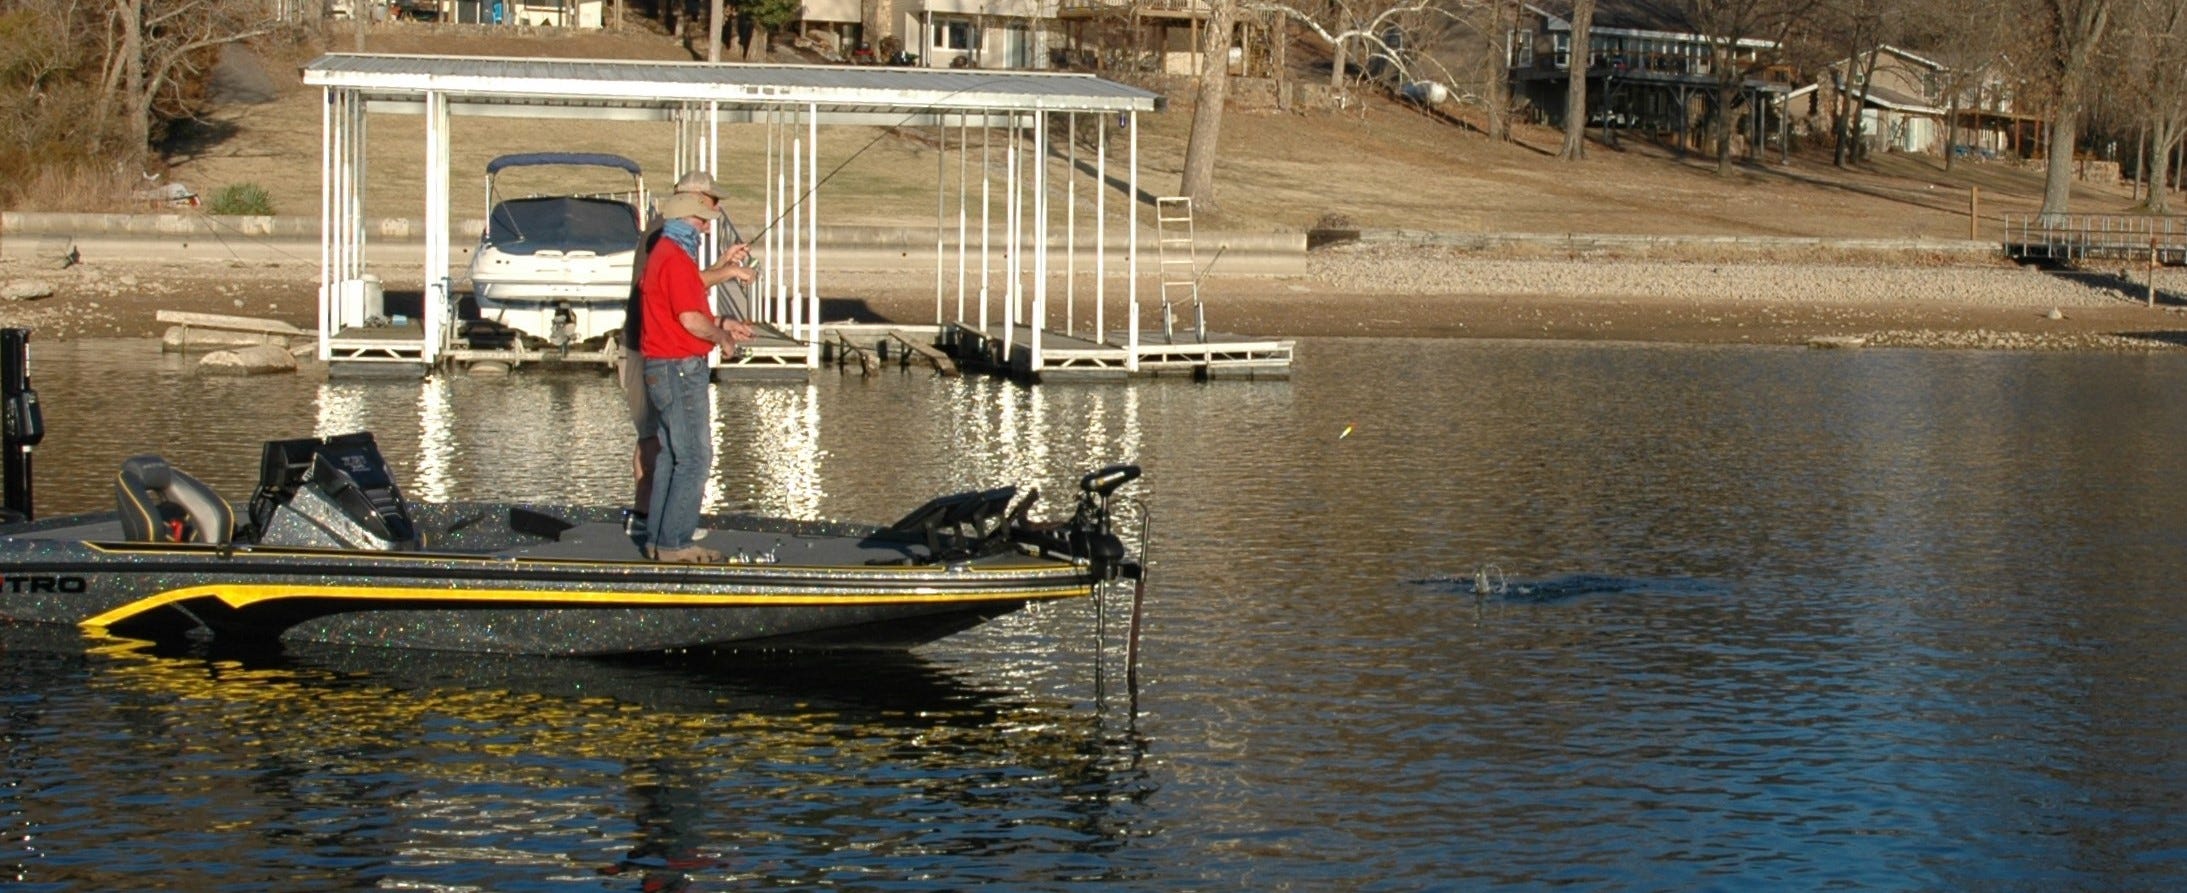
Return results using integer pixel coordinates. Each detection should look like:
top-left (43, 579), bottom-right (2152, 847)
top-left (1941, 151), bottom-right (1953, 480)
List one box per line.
top-left (465, 152), bottom-right (647, 350)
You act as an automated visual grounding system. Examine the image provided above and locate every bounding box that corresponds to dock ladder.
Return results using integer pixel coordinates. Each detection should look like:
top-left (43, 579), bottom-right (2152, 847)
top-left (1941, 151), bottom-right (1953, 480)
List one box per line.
top-left (1155, 196), bottom-right (1206, 342)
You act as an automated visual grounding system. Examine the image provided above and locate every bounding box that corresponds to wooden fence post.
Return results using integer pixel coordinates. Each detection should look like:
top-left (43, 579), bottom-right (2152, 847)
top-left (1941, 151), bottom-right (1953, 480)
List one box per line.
top-left (2150, 237), bottom-right (2160, 307)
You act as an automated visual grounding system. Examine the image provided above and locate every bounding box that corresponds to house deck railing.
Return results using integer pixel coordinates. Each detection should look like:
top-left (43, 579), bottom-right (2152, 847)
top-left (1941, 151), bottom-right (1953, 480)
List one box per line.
top-left (1056, 0), bottom-right (1207, 16)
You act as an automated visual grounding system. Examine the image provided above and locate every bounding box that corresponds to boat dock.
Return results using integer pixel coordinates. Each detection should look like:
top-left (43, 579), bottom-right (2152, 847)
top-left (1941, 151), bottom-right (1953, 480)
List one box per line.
top-left (2004, 212), bottom-right (2187, 265)
top-left (941, 324), bottom-right (1294, 381)
top-left (302, 55), bottom-right (1295, 384)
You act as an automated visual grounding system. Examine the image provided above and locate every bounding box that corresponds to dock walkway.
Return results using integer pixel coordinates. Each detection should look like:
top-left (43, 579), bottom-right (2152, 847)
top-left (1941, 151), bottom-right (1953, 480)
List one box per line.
top-left (2003, 213), bottom-right (2187, 265)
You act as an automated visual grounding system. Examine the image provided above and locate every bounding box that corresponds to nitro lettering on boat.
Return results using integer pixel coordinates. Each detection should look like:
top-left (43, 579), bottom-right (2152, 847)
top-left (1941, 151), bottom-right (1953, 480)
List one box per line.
top-left (1, 575), bottom-right (87, 593)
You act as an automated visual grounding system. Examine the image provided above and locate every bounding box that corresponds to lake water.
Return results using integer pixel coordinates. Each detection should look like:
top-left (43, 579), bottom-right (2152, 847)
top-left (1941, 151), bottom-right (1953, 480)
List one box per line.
top-left (6, 337), bottom-right (2187, 890)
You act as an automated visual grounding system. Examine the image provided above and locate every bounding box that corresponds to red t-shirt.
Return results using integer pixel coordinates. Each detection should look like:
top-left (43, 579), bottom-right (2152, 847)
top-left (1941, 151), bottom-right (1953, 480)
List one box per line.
top-left (637, 239), bottom-right (715, 360)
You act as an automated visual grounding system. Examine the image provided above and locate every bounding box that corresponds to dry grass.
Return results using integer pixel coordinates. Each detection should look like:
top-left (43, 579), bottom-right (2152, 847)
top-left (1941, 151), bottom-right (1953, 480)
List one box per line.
top-left (136, 21), bottom-right (2160, 246)
top-left (4, 160), bottom-right (146, 213)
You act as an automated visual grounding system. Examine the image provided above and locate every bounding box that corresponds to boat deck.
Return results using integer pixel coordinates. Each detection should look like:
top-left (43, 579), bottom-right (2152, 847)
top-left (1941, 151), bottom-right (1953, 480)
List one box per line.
top-left (3, 510), bottom-right (1055, 570)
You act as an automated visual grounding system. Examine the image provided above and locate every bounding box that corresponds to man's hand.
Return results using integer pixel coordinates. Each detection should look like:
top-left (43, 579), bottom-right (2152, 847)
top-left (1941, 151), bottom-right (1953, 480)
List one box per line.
top-left (701, 242), bottom-right (757, 286)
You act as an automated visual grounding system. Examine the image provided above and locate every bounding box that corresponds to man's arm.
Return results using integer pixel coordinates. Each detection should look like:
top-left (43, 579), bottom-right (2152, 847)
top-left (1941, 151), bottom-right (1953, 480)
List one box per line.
top-left (677, 310), bottom-right (750, 350)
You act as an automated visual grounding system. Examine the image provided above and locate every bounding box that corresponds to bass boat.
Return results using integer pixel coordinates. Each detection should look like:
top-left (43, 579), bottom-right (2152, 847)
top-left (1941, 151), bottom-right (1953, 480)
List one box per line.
top-left (0, 330), bottom-right (1144, 656)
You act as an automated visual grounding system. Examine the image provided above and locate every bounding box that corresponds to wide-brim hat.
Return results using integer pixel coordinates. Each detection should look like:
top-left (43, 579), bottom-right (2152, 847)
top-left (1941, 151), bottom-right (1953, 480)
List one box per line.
top-left (657, 191), bottom-right (720, 223)
top-left (673, 169), bottom-right (731, 199)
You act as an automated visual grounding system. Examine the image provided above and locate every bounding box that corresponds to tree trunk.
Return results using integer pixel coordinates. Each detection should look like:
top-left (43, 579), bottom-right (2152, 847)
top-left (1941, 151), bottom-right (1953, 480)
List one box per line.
top-left (2147, 124), bottom-right (2179, 213)
top-left (2134, 125), bottom-right (2146, 203)
top-left (1180, 0), bottom-right (1235, 212)
top-left (2038, 0), bottom-right (2115, 221)
top-left (1329, 35), bottom-right (1345, 89)
top-left (1487, 0), bottom-right (1511, 142)
top-left (1849, 48), bottom-right (1882, 164)
top-left (709, 0), bottom-right (723, 62)
top-left (1831, 76), bottom-right (1851, 166)
top-left (1558, 0), bottom-right (1594, 161)
top-left (1713, 39), bottom-right (1735, 176)
top-left (1944, 95), bottom-right (1959, 172)
top-left (119, 0), bottom-right (148, 154)
top-left (2039, 113), bottom-right (2079, 223)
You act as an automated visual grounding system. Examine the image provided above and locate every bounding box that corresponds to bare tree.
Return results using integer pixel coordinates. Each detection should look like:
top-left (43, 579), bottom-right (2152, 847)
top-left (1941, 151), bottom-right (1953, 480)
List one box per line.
top-left (1252, 1), bottom-right (1483, 97)
top-left (2115, 0), bottom-right (2187, 211)
top-left (2037, 0), bottom-right (2114, 220)
top-left (99, 0), bottom-right (287, 156)
top-left (1905, 0), bottom-right (2016, 172)
top-left (1485, 0), bottom-right (1515, 141)
top-left (1181, 0), bottom-right (1240, 211)
top-left (1809, 0), bottom-right (1905, 167)
top-left (1559, 0), bottom-right (1596, 159)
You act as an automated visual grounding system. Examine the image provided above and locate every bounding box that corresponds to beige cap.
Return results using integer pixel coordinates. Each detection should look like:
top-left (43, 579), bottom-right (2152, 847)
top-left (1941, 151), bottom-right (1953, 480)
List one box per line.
top-left (673, 169), bottom-right (731, 199)
top-left (657, 191), bottom-right (719, 223)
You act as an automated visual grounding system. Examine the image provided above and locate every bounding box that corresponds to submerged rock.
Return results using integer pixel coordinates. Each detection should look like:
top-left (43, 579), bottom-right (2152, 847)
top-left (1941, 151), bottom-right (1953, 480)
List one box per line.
top-left (198, 343), bottom-right (297, 375)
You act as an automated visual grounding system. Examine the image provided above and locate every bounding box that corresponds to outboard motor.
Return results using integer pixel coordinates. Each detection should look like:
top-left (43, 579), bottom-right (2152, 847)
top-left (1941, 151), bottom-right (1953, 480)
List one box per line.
top-left (248, 432), bottom-right (418, 550)
top-left (2, 328), bottom-right (43, 522)
top-left (551, 301), bottom-right (576, 351)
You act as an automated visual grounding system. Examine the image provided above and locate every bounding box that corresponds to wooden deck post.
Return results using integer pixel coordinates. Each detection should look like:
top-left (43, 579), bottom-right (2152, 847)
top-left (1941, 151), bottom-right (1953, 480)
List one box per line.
top-left (2151, 237), bottom-right (2161, 307)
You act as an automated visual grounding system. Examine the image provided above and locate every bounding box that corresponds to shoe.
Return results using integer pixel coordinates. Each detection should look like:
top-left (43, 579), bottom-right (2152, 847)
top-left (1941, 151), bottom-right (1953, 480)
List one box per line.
top-left (653, 545), bottom-right (725, 563)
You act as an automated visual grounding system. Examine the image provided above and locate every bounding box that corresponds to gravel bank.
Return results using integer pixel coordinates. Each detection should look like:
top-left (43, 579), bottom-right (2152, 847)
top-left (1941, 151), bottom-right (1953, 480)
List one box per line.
top-left (1310, 244), bottom-right (2156, 309)
top-left (5, 249), bottom-right (2186, 352)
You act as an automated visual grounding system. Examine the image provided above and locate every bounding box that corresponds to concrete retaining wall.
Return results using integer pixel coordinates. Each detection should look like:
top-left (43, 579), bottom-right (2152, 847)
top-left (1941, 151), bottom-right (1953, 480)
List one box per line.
top-left (1, 211), bottom-right (1309, 277)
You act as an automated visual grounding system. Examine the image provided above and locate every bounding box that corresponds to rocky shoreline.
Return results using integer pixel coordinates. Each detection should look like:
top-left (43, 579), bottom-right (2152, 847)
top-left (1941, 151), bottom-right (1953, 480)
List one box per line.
top-left (4, 246), bottom-right (2185, 352)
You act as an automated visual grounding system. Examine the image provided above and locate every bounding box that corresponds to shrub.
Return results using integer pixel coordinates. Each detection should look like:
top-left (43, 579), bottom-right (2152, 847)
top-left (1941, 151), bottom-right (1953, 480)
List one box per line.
top-left (208, 182), bottom-right (274, 215)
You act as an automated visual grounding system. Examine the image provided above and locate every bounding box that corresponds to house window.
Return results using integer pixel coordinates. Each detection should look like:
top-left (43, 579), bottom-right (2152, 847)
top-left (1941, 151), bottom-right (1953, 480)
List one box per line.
top-left (1508, 29), bottom-right (1534, 68)
top-left (933, 17), bottom-right (977, 51)
top-left (1553, 33), bottom-right (1570, 69)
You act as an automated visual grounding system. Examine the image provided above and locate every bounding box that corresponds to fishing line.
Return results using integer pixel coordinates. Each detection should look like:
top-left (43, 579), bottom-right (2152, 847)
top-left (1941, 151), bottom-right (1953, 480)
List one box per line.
top-left (738, 76), bottom-right (1017, 245)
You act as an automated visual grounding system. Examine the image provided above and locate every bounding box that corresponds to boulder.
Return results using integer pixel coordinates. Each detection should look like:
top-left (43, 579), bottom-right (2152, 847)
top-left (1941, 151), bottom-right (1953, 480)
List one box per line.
top-left (198, 344), bottom-right (298, 376)
top-left (2, 280), bottom-right (56, 301)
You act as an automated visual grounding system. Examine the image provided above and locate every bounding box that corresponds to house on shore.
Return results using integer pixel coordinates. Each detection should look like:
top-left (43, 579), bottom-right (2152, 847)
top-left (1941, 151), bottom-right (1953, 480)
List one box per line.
top-left (1785, 44), bottom-right (2036, 161)
top-left (1506, 1), bottom-right (1798, 158)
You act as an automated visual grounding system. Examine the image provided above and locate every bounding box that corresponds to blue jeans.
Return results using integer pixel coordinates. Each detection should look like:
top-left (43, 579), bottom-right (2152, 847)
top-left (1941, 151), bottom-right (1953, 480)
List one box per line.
top-left (643, 355), bottom-right (713, 551)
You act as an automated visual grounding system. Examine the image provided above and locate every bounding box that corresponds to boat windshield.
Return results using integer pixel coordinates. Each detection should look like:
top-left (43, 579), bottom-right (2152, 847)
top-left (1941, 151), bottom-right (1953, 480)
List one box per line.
top-left (485, 196), bottom-right (641, 255)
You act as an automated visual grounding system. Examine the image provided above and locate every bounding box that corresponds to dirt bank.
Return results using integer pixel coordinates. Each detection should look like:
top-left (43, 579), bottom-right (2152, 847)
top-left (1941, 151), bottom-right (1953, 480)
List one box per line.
top-left (7, 251), bottom-right (2183, 352)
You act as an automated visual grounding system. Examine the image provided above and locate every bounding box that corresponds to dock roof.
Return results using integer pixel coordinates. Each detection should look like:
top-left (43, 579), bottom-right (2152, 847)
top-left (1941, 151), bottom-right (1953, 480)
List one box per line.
top-left (300, 53), bottom-right (1165, 120)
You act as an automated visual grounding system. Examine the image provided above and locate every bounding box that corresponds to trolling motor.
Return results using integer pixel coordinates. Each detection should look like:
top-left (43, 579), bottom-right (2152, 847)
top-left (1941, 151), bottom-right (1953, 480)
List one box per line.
top-left (2, 328), bottom-right (46, 522)
top-left (1009, 463), bottom-right (1143, 582)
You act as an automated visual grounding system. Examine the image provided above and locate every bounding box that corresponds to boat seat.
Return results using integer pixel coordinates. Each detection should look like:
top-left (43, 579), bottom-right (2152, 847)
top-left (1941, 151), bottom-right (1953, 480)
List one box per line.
top-left (114, 454), bottom-right (233, 544)
top-left (877, 485), bottom-right (1016, 561)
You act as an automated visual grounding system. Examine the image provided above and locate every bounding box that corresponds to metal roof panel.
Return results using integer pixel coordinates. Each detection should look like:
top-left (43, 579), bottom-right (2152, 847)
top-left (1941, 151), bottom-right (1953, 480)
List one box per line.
top-left (301, 54), bottom-right (1163, 114)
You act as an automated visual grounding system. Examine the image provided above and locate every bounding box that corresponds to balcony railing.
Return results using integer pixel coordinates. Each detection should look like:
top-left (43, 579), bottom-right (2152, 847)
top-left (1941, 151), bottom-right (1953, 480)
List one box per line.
top-left (1057, 0), bottom-right (1208, 15)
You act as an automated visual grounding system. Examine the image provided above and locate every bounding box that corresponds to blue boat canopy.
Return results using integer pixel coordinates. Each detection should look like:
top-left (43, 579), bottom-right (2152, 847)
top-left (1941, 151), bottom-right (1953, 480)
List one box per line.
top-left (485, 152), bottom-right (642, 175)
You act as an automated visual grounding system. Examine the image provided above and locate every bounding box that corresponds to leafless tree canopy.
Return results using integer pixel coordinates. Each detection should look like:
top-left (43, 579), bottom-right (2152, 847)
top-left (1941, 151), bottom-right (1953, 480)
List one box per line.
top-left (0, 0), bottom-right (300, 206)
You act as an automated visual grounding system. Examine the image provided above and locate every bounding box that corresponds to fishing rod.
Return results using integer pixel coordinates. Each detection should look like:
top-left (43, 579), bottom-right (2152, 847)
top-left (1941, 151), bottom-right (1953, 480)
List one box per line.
top-left (736, 76), bottom-right (1020, 246)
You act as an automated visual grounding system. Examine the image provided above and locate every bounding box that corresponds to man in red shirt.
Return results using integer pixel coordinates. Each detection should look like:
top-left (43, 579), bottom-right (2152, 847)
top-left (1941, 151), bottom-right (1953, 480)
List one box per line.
top-left (639, 191), bottom-right (755, 562)
top-left (620, 170), bottom-right (749, 536)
